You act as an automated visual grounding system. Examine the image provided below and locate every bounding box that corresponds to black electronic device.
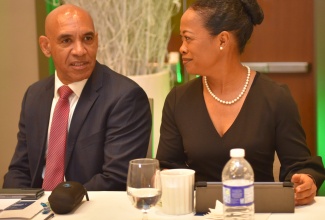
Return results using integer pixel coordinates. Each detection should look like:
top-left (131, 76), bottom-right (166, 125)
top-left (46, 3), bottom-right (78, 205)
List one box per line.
top-left (0, 188), bottom-right (44, 200)
top-left (195, 181), bottom-right (294, 214)
top-left (48, 181), bottom-right (89, 214)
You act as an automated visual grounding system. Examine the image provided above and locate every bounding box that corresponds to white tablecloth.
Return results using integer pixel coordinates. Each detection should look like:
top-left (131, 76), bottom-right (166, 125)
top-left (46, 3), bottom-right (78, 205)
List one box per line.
top-left (22, 192), bottom-right (325, 220)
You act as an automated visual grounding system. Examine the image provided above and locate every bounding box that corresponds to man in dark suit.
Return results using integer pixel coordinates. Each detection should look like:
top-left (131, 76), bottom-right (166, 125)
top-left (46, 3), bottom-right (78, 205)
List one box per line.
top-left (2, 4), bottom-right (151, 191)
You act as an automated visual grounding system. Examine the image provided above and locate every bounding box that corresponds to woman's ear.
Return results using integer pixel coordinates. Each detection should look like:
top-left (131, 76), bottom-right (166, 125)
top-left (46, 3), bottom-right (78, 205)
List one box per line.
top-left (218, 31), bottom-right (230, 50)
top-left (39, 36), bottom-right (51, 58)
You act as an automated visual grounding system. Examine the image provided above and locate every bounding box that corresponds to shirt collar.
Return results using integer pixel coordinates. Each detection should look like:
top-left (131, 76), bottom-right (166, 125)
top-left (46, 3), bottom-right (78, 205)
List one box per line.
top-left (54, 71), bottom-right (88, 98)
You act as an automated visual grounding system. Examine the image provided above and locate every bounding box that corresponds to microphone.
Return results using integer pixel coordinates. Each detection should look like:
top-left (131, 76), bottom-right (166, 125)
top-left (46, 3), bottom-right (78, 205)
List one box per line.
top-left (48, 181), bottom-right (89, 214)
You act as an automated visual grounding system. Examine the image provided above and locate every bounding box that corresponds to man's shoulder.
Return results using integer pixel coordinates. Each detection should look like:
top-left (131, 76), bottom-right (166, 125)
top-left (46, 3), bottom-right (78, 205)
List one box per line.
top-left (95, 62), bottom-right (140, 87)
top-left (92, 62), bottom-right (147, 98)
top-left (27, 75), bottom-right (54, 91)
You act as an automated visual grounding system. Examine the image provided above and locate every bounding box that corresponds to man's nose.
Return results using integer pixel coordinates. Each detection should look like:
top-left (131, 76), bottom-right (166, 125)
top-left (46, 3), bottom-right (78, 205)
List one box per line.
top-left (72, 41), bottom-right (86, 56)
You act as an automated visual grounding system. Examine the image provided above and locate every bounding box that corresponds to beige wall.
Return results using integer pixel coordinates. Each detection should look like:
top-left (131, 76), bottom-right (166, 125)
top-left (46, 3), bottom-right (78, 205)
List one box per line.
top-left (0, 1), bottom-right (39, 187)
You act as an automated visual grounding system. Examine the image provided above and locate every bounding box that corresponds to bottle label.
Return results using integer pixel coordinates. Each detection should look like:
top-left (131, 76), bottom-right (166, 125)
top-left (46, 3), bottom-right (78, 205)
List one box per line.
top-left (223, 184), bottom-right (254, 206)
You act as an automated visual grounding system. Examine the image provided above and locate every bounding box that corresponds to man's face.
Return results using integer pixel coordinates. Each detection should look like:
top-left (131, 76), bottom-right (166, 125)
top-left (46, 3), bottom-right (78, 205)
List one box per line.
top-left (41, 7), bottom-right (98, 84)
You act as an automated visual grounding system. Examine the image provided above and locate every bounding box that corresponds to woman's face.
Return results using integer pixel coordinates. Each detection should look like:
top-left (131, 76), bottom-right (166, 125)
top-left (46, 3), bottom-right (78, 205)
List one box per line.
top-left (179, 9), bottom-right (220, 75)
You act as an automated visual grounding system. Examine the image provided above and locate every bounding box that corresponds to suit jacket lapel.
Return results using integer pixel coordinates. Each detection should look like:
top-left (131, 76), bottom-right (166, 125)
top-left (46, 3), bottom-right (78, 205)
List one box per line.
top-left (32, 77), bottom-right (54, 185)
top-left (65, 62), bottom-right (103, 167)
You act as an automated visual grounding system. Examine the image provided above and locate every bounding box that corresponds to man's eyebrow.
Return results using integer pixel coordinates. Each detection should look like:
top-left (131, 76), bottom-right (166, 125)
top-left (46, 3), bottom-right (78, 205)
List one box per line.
top-left (84, 31), bottom-right (95, 36)
top-left (57, 32), bottom-right (95, 40)
top-left (57, 34), bottom-right (72, 41)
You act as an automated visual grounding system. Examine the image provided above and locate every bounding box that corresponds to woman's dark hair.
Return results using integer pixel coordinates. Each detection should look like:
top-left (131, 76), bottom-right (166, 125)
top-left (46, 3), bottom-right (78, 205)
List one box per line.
top-left (190, 0), bottom-right (264, 53)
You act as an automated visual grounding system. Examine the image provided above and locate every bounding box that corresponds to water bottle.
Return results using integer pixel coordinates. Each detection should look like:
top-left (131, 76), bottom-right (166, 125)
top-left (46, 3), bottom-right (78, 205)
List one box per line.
top-left (222, 148), bottom-right (254, 220)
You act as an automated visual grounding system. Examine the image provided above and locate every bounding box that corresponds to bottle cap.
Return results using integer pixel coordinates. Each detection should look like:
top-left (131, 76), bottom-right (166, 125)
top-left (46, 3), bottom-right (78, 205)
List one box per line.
top-left (230, 148), bottom-right (245, 157)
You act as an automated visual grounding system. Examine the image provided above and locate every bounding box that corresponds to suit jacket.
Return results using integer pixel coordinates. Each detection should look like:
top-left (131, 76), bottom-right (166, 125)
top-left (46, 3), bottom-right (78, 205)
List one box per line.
top-left (3, 62), bottom-right (152, 191)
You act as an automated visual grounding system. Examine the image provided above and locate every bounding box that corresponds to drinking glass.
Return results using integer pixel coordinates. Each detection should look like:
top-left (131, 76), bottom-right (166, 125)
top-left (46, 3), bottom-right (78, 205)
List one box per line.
top-left (127, 158), bottom-right (162, 220)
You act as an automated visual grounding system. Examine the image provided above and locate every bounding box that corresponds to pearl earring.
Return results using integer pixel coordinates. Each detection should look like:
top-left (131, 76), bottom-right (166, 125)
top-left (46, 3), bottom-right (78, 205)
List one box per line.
top-left (220, 46), bottom-right (223, 50)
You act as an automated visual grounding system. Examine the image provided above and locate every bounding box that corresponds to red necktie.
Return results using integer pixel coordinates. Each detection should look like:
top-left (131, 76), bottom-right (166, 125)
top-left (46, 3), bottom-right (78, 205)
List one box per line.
top-left (42, 85), bottom-right (73, 190)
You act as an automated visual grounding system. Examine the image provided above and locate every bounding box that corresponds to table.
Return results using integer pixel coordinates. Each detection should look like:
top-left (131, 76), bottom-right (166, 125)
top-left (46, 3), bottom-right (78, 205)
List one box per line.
top-left (19, 192), bottom-right (325, 220)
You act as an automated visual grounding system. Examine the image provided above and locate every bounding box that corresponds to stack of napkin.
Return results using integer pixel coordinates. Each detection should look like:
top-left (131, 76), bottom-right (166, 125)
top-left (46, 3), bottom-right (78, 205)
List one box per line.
top-left (203, 200), bottom-right (223, 220)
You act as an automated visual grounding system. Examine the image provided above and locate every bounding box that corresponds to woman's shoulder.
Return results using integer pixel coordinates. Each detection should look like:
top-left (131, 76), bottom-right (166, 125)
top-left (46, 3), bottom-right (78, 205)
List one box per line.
top-left (164, 77), bottom-right (203, 108)
top-left (254, 72), bottom-right (291, 94)
top-left (170, 77), bottom-right (202, 96)
top-left (253, 72), bottom-right (296, 107)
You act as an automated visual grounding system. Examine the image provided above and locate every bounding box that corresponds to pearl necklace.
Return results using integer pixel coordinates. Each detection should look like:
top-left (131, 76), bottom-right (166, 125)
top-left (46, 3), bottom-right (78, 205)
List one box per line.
top-left (203, 65), bottom-right (250, 105)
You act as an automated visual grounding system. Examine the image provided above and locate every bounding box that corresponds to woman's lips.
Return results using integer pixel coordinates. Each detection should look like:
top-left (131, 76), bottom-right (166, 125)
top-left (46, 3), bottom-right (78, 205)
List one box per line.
top-left (182, 58), bottom-right (192, 65)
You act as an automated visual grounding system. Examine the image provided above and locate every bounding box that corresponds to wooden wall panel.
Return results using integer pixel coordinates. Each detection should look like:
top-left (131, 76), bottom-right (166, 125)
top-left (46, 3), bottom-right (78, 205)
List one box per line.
top-left (241, 0), bottom-right (316, 155)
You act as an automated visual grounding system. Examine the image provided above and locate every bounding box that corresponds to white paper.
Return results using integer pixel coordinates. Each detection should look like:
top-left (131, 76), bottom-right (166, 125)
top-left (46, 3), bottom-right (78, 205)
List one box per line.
top-left (0, 200), bottom-right (43, 219)
top-left (0, 199), bottom-right (19, 211)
